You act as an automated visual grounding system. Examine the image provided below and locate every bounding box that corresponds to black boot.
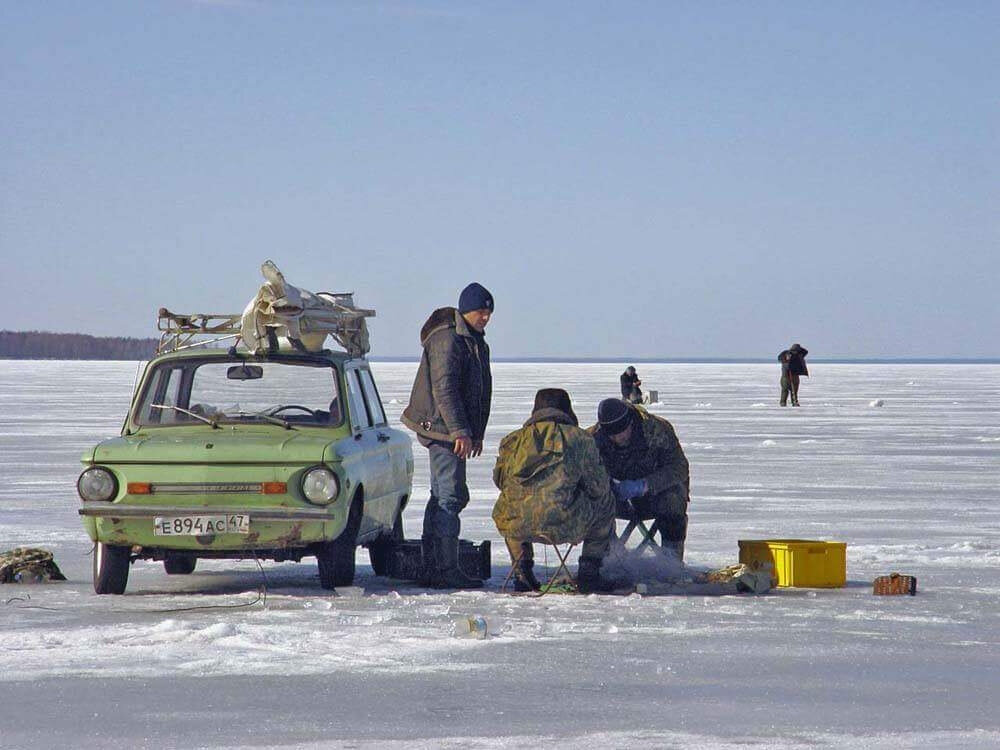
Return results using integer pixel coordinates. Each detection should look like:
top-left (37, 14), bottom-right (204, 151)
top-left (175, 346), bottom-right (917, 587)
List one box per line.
top-left (663, 540), bottom-right (685, 563)
top-left (432, 536), bottom-right (483, 589)
top-left (419, 536), bottom-right (437, 586)
top-left (576, 556), bottom-right (614, 594)
top-left (656, 515), bottom-right (687, 564)
top-left (514, 558), bottom-right (541, 592)
top-left (505, 540), bottom-right (540, 592)
top-left (515, 547), bottom-right (541, 592)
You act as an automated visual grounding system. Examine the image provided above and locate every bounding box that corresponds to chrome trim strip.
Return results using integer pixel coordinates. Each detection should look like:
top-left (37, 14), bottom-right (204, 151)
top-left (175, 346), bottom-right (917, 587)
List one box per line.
top-left (149, 483), bottom-right (266, 494)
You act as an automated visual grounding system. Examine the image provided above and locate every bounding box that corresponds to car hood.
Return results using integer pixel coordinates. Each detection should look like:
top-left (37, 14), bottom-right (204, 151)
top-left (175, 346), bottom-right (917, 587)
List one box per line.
top-left (84, 429), bottom-right (335, 465)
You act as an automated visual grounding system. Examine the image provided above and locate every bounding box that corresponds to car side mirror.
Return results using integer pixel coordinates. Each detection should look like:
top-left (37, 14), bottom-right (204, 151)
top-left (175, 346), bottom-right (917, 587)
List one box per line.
top-left (227, 365), bottom-right (263, 380)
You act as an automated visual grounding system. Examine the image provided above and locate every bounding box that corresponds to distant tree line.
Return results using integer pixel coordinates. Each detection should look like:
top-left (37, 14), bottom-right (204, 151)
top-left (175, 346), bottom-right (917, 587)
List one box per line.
top-left (0, 331), bottom-right (158, 360)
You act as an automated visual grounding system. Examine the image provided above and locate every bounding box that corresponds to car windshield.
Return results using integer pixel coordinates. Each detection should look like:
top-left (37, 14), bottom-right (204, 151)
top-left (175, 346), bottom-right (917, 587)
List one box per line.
top-left (134, 358), bottom-right (343, 427)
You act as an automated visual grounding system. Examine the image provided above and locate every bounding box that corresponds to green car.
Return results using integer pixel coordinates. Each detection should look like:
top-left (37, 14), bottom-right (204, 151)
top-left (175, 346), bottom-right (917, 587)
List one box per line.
top-left (78, 347), bottom-right (413, 594)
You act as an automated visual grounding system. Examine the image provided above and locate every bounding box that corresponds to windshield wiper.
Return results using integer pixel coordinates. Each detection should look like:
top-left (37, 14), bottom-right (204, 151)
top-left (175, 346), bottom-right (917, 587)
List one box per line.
top-left (151, 404), bottom-right (220, 429)
top-left (231, 411), bottom-right (297, 430)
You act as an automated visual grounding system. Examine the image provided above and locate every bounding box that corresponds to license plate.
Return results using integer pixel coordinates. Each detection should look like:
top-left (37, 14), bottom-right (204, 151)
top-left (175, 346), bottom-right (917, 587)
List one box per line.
top-left (153, 514), bottom-right (250, 536)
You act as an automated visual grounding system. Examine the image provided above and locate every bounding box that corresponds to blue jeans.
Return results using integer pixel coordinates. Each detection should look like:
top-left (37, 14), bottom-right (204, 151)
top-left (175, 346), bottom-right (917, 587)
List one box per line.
top-left (422, 443), bottom-right (470, 540)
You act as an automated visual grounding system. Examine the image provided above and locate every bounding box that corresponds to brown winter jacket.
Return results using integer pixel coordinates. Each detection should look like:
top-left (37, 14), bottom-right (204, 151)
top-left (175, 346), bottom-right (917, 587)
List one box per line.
top-left (401, 307), bottom-right (492, 443)
top-left (778, 345), bottom-right (809, 377)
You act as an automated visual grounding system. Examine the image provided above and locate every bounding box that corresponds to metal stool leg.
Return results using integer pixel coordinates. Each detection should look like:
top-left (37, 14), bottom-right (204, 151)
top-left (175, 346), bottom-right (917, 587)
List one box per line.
top-left (531, 535), bottom-right (577, 597)
top-left (617, 506), bottom-right (662, 554)
top-left (618, 517), bottom-right (639, 545)
top-left (635, 518), bottom-right (662, 554)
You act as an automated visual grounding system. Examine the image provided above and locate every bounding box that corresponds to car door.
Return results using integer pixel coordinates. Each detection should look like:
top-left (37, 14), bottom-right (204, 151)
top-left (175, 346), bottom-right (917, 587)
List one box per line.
top-left (357, 367), bottom-right (411, 502)
top-left (344, 365), bottom-right (391, 535)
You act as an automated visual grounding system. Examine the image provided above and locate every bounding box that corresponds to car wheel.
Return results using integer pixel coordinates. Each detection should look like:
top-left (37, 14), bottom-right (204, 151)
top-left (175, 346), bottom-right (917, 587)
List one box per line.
top-left (163, 553), bottom-right (197, 575)
top-left (368, 509), bottom-right (404, 576)
top-left (93, 542), bottom-right (130, 595)
top-left (316, 494), bottom-right (362, 589)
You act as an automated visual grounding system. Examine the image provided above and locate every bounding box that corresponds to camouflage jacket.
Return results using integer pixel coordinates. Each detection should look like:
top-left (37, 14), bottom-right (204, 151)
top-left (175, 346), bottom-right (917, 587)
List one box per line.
top-left (0, 547), bottom-right (67, 583)
top-left (492, 408), bottom-right (614, 544)
top-left (588, 406), bottom-right (690, 502)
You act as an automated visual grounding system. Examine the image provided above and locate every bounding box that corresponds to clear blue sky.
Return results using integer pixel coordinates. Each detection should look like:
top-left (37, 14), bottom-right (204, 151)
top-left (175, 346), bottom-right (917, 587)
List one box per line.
top-left (2, 1), bottom-right (997, 358)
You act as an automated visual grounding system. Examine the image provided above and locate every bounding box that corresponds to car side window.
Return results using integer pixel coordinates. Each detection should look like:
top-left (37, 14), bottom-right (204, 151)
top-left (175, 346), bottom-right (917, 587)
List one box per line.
top-left (346, 369), bottom-right (372, 431)
top-left (137, 366), bottom-right (183, 424)
top-left (358, 370), bottom-right (387, 426)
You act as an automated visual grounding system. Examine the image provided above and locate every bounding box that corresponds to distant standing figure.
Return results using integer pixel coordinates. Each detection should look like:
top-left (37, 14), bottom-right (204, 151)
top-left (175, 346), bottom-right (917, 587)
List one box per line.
top-left (402, 282), bottom-right (494, 588)
top-left (778, 343), bottom-right (809, 406)
top-left (620, 366), bottom-right (643, 404)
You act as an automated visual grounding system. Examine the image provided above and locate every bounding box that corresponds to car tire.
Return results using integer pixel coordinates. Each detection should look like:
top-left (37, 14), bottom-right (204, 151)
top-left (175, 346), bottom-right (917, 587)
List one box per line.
top-left (368, 509), bottom-right (404, 577)
top-left (163, 553), bottom-right (197, 575)
top-left (316, 493), bottom-right (362, 590)
top-left (93, 542), bottom-right (130, 595)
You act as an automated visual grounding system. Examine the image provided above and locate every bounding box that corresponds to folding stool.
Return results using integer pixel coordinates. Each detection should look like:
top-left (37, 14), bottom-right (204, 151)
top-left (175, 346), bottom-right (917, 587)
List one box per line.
top-left (501, 534), bottom-right (578, 597)
top-left (614, 501), bottom-right (666, 554)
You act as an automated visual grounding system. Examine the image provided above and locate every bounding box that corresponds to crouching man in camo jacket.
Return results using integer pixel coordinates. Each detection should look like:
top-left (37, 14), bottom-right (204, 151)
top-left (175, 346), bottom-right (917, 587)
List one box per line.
top-left (492, 389), bottom-right (616, 594)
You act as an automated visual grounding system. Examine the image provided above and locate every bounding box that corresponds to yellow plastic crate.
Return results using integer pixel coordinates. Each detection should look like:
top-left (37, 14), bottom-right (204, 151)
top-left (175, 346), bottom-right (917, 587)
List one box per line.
top-left (738, 539), bottom-right (847, 588)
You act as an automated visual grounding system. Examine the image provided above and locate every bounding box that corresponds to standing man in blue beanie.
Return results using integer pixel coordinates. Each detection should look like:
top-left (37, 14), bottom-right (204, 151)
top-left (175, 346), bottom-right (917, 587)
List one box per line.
top-left (402, 283), bottom-right (494, 588)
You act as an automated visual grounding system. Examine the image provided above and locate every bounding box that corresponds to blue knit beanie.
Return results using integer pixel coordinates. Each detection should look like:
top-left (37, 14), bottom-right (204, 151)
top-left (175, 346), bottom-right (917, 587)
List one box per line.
top-left (458, 282), bottom-right (494, 314)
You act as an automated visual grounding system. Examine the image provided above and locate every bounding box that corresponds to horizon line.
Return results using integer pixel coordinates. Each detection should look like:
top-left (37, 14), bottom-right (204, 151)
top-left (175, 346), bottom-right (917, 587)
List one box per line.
top-left (2, 355), bottom-right (998, 364)
top-left (370, 356), bottom-right (1000, 364)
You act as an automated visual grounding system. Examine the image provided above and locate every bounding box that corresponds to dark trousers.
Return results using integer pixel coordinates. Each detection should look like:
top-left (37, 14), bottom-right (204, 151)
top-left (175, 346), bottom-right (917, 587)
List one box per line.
top-left (422, 443), bottom-right (470, 540)
top-left (780, 373), bottom-right (800, 406)
top-left (622, 386), bottom-right (643, 404)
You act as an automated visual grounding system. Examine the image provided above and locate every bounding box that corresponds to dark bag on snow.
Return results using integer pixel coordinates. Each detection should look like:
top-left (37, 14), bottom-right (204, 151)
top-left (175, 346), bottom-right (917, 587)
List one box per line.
top-left (0, 547), bottom-right (67, 583)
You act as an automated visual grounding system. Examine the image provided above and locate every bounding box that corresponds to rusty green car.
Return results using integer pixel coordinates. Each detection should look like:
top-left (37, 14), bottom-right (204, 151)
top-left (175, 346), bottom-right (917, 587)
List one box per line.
top-left (78, 347), bottom-right (413, 594)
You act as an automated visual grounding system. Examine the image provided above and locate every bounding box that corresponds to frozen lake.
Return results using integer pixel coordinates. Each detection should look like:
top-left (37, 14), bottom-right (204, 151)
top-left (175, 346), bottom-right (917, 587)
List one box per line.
top-left (1, 360), bottom-right (998, 749)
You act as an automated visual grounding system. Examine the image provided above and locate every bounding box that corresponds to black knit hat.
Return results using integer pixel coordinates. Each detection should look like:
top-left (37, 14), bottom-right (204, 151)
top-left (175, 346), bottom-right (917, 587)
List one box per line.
top-left (458, 282), bottom-right (494, 314)
top-left (532, 388), bottom-right (577, 425)
top-left (597, 398), bottom-right (632, 435)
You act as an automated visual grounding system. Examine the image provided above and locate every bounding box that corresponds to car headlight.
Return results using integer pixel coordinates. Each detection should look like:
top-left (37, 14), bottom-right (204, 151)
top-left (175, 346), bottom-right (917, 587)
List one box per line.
top-left (301, 467), bottom-right (339, 505)
top-left (78, 467), bottom-right (118, 502)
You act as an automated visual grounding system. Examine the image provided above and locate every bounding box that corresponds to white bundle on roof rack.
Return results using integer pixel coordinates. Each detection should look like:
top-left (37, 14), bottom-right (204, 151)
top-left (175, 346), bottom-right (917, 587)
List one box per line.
top-left (240, 261), bottom-right (374, 357)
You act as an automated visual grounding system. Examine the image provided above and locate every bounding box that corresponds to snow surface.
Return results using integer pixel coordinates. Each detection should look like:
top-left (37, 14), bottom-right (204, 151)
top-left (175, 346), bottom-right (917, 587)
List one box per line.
top-left (1, 361), bottom-right (998, 749)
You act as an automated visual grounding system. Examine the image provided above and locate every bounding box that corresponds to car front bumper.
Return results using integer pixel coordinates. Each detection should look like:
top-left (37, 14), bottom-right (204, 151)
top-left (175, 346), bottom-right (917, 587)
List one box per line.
top-left (79, 503), bottom-right (346, 550)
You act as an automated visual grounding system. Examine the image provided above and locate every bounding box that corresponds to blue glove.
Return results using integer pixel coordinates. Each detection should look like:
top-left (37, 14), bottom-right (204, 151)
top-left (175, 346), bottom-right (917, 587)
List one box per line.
top-left (611, 478), bottom-right (648, 501)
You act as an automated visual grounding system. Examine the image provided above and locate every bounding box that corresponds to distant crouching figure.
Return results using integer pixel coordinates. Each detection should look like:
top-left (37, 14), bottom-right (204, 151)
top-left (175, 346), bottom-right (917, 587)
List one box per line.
top-left (620, 366), bottom-right (643, 404)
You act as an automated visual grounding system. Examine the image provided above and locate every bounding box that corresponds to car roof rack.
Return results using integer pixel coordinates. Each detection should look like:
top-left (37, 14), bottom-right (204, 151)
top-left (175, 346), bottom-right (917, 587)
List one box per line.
top-left (156, 261), bottom-right (376, 358)
top-left (156, 310), bottom-right (244, 354)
